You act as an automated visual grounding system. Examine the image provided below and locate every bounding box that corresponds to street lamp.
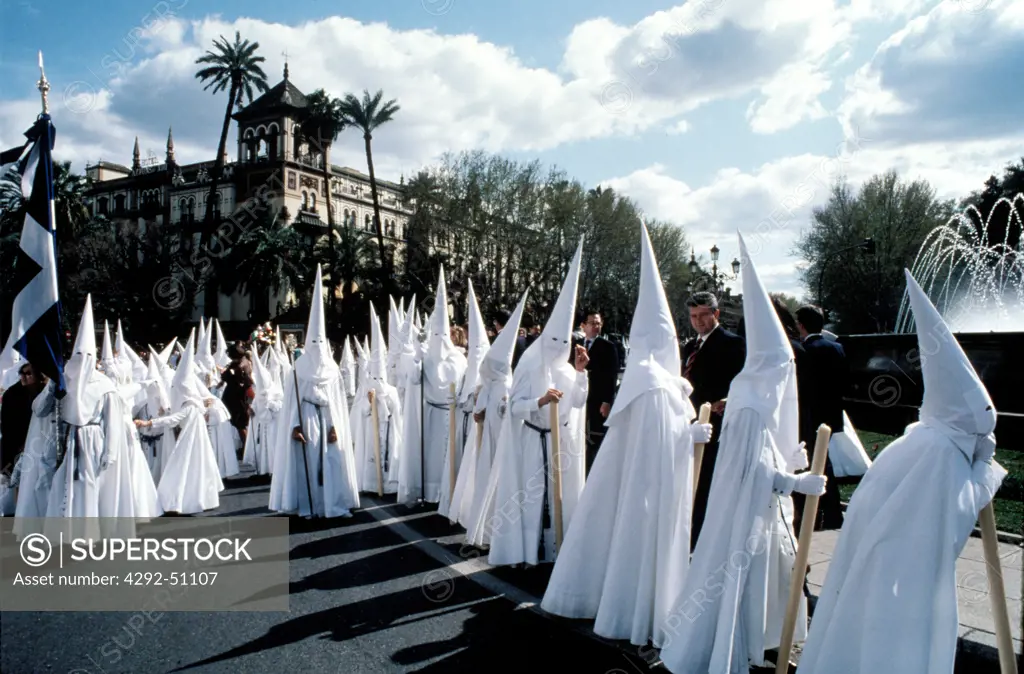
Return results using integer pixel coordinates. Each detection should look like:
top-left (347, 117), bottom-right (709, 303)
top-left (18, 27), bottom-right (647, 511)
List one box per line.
top-left (688, 244), bottom-right (740, 293)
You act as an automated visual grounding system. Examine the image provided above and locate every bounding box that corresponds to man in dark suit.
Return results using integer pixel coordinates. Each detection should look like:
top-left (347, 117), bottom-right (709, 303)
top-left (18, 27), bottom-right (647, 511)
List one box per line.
top-left (681, 292), bottom-right (745, 550)
top-left (795, 304), bottom-right (846, 530)
top-left (572, 310), bottom-right (620, 474)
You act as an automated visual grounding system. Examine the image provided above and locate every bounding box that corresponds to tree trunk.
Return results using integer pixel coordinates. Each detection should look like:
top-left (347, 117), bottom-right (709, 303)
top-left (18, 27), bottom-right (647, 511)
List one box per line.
top-left (321, 143), bottom-right (336, 314)
top-left (198, 80), bottom-right (238, 320)
top-left (363, 133), bottom-right (389, 290)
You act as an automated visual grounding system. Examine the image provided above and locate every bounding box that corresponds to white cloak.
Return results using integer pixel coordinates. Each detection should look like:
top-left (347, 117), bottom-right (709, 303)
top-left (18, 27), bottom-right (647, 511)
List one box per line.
top-left (541, 380), bottom-right (696, 647)
top-left (796, 422), bottom-right (1006, 674)
top-left (269, 373), bottom-right (359, 518)
top-left (484, 360), bottom-right (587, 566)
top-left (660, 407), bottom-right (806, 674)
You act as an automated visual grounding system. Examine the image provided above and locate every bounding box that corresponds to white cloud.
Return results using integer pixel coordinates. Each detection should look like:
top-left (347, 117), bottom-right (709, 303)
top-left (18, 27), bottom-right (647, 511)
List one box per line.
top-left (600, 152), bottom-right (861, 297)
top-left (0, 2), bottom-right (856, 176)
top-left (838, 0), bottom-right (1024, 147)
top-left (666, 119), bottom-right (691, 135)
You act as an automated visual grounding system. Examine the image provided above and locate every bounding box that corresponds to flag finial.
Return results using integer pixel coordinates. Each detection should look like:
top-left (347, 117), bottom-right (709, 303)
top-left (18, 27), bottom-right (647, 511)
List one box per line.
top-left (37, 51), bottom-right (50, 115)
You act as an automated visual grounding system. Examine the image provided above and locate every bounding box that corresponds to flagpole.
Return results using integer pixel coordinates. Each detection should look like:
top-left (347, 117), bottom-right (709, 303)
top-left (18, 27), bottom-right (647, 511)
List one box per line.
top-left (37, 51), bottom-right (66, 467)
top-left (38, 51), bottom-right (50, 115)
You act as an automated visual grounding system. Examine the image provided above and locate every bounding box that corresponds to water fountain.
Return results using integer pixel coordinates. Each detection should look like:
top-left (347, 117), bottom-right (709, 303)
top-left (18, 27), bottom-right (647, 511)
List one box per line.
top-left (896, 193), bottom-right (1024, 333)
top-left (840, 194), bottom-right (1024, 447)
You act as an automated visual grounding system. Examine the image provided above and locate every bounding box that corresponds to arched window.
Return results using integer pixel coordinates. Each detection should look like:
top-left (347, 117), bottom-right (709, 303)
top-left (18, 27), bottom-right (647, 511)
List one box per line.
top-left (211, 193), bottom-right (221, 219)
top-left (97, 197), bottom-right (109, 215)
top-left (113, 194), bottom-right (125, 214)
top-left (310, 193), bottom-right (317, 210)
top-left (365, 214), bottom-right (372, 230)
top-left (302, 191), bottom-right (309, 209)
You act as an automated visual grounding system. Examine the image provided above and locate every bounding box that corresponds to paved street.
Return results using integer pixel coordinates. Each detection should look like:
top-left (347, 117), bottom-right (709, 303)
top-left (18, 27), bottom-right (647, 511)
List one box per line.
top-left (2, 465), bottom-right (1020, 673)
top-left (0, 470), bottom-right (656, 674)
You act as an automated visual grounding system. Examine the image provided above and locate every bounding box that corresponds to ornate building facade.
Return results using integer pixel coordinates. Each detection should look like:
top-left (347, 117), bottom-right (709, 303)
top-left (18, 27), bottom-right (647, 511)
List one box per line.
top-left (84, 65), bottom-right (413, 325)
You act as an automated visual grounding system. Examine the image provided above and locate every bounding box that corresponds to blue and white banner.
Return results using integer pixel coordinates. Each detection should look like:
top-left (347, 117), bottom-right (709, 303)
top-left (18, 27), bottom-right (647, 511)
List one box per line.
top-left (2, 114), bottom-right (65, 394)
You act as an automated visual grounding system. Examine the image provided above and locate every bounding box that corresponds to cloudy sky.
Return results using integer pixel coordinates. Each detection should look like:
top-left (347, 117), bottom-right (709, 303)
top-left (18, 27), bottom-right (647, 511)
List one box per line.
top-left (2, 0), bottom-right (1022, 297)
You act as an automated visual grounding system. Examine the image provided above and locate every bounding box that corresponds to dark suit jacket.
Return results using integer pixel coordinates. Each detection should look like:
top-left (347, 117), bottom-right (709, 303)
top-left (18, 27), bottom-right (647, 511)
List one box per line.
top-left (800, 334), bottom-right (847, 436)
top-left (572, 336), bottom-right (620, 435)
top-left (680, 326), bottom-right (746, 410)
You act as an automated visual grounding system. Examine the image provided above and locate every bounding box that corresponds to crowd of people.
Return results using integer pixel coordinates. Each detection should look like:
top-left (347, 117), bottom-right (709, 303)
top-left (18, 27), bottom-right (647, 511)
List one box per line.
top-left (0, 226), bottom-right (1008, 673)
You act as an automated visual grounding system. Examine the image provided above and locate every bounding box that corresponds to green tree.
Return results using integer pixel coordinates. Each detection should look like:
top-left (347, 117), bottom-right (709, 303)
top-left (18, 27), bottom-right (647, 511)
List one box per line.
top-left (960, 157), bottom-right (1024, 251)
top-left (301, 90), bottom-right (347, 269)
top-left (338, 89), bottom-right (400, 282)
top-left (194, 31), bottom-right (270, 311)
top-left (215, 210), bottom-right (307, 322)
top-left (795, 171), bottom-right (950, 333)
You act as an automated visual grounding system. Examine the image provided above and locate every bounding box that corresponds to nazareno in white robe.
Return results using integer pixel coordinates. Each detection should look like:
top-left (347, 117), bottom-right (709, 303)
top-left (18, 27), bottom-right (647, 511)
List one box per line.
top-left (203, 389), bottom-right (240, 478)
top-left (483, 352), bottom-right (588, 567)
top-left (463, 369), bottom-right (512, 546)
top-left (269, 373), bottom-right (360, 518)
top-left (659, 407), bottom-right (806, 674)
top-left (796, 423), bottom-right (1005, 674)
top-left (796, 269), bottom-right (1007, 674)
top-left (352, 380), bottom-right (403, 495)
top-left (541, 371), bottom-right (697, 648)
top-left (43, 386), bottom-right (136, 541)
top-left (152, 401), bottom-right (224, 514)
top-left (397, 351), bottom-right (464, 504)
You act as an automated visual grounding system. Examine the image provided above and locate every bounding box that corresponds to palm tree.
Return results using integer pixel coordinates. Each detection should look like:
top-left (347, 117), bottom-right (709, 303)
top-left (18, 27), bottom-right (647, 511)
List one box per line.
top-left (301, 89), bottom-right (347, 303)
top-left (194, 31), bottom-right (270, 310)
top-left (338, 89), bottom-right (400, 283)
top-left (216, 210), bottom-right (307, 321)
top-left (52, 161), bottom-right (91, 238)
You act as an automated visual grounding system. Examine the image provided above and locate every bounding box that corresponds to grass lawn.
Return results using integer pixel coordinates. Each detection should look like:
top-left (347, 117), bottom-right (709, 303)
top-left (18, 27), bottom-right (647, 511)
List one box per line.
top-left (838, 431), bottom-right (1023, 534)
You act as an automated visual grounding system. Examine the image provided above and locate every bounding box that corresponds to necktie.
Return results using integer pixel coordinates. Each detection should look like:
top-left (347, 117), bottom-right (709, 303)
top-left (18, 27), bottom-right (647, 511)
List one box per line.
top-left (585, 339), bottom-right (592, 351)
top-left (683, 338), bottom-right (703, 379)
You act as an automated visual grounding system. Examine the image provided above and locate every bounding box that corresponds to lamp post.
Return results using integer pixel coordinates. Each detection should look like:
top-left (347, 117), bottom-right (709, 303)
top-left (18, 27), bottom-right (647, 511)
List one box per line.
top-left (687, 245), bottom-right (741, 293)
top-left (816, 237), bottom-right (875, 320)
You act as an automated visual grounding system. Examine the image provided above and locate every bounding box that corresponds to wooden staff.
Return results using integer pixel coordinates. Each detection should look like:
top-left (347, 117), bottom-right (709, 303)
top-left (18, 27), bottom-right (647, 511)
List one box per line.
top-left (978, 502), bottom-right (1018, 674)
top-left (776, 423), bottom-right (832, 672)
top-left (550, 398), bottom-right (564, 554)
top-left (370, 389), bottom-right (383, 497)
top-left (691, 402), bottom-right (713, 499)
top-left (448, 382), bottom-right (457, 502)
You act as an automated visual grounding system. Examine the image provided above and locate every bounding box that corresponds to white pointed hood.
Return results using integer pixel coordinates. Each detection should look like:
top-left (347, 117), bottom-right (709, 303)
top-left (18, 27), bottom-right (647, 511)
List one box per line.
top-left (196, 318), bottom-right (208, 357)
top-left (608, 221), bottom-right (690, 422)
top-left (293, 264), bottom-right (339, 384)
top-left (905, 269), bottom-right (997, 459)
top-left (427, 265), bottom-right (457, 362)
top-left (170, 332), bottom-right (204, 411)
top-left (148, 343), bottom-right (175, 386)
top-left (213, 319), bottom-right (231, 368)
top-left (196, 317), bottom-right (217, 373)
top-left (369, 303), bottom-right (389, 382)
top-left (250, 341), bottom-right (282, 412)
top-left (460, 280), bottom-right (490, 401)
top-left (142, 353), bottom-right (171, 413)
top-left (100, 320), bottom-right (120, 379)
top-left (156, 339), bottom-right (177, 366)
top-left (512, 237), bottom-right (584, 400)
top-left (116, 321), bottom-right (147, 382)
top-left (538, 237), bottom-right (584, 367)
top-left (726, 232), bottom-right (801, 468)
top-left (64, 295), bottom-right (116, 425)
top-left (480, 289), bottom-right (528, 383)
top-left (339, 336), bottom-right (356, 397)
